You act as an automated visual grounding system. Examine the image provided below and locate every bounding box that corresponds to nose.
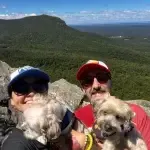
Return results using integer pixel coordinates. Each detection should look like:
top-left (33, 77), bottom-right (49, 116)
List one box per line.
top-left (104, 123), bottom-right (112, 132)
top-left (92, 77), bottom-right (101, 88)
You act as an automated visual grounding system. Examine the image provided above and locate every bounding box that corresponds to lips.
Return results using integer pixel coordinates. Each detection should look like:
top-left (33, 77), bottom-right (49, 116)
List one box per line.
top-left (26, 101), bottom-right (33, 104)
top-left (24, 99), bottom-right (33, 104)
top-left (92, 92), bottom-right (106, 100)
top-left (92, 89), bottom-right (106, 95)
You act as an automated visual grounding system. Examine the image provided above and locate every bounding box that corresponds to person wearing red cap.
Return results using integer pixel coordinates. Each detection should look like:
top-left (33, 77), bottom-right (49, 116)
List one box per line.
top-left (75, 60), bottom-right (150, 149)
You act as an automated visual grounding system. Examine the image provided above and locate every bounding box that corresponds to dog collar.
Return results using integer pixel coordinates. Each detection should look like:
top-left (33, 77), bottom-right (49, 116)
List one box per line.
top-left (60, 109), bottom-right (75, 135)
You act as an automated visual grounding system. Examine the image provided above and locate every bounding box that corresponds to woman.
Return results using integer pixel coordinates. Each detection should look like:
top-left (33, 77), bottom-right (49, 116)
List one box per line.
top-left (1, 66), bottom-right (88, 150)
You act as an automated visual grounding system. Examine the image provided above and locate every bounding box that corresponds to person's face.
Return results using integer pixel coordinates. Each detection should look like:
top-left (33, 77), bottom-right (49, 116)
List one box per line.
top-left (80, 69), bottom-right (111, 103)
top-left (10, 77), bottom-right (48, 112)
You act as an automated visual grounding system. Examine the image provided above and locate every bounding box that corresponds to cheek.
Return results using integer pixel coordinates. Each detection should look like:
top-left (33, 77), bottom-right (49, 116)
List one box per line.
top-left (106, 80), bottom-right (112, 89)
top-left (83, 87), bottom-right (91, 96)
top-left (11, 94), bottom-right (25, 107)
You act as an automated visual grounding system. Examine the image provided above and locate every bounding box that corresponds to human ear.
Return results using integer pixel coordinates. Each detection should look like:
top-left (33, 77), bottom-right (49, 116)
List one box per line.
top-left (81, 87), bottom-right (86, 94)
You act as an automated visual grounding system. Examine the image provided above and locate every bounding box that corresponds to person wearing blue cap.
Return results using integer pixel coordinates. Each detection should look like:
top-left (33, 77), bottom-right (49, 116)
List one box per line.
top-left (1, 66), bottom-right (51, 150)
top-left (7, 66), bottom-right (50, 112)
top-left (1, 66), bottom-right (88, 150)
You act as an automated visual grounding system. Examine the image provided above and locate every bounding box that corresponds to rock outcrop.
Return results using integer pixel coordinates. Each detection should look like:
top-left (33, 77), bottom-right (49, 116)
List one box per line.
top-left (48, 79), bottom-right (84, 111)
top-left (0, 61), bottom-right (11, 104)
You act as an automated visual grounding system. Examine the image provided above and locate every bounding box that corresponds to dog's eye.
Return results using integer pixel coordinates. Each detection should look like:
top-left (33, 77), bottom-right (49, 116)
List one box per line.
top-left (116, 115), bottom-right (122, 120)
top-left (103, 111), bottom-right (107, 115)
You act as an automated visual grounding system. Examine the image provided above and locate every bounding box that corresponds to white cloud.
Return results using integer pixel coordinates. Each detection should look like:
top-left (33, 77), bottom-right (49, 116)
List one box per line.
top-left (0, 13), bottom-right (36, 19)
top-left (1, 10), bottom-right (150, 24)
top-left (61, 10), bottom-right (150, 24)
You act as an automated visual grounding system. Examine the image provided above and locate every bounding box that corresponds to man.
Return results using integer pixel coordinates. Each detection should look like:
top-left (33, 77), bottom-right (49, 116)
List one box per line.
top-left (75, 60), bottom-right (150, 149)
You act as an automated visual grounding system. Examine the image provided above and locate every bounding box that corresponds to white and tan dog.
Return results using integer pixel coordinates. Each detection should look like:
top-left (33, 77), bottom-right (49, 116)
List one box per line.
top-left (21, 93), bottom-right (72, 149)
top-left (92, 96), bottom-right (147, 150)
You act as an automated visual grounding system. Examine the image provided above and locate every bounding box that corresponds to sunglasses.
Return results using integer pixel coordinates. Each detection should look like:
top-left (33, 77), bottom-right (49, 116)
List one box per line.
top-left (80, 73), bottom-right (110, 88)
top-left (12, 80), bottom-right (48, 96)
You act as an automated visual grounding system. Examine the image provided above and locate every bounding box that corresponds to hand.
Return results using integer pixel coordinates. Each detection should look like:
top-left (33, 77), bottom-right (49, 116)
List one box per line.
top-left (94, 138), bottom-right (103, 150)
top-left (71, 130), bottom-right (86, 150)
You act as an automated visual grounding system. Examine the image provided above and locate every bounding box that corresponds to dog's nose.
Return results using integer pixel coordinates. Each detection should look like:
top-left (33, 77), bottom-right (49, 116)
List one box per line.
top-left (104, 123), bottom-right (112, 132)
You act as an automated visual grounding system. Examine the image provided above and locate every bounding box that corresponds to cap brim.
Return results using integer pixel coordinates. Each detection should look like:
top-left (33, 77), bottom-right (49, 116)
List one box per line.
top-left (76, 63), bottom-right (110, 80)
top-left (8, 69), bottom-right (50, 88)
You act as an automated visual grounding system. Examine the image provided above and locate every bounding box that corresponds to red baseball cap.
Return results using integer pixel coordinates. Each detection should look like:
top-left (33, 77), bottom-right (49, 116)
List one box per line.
top-left (76, 60), bottom-right (111, 80)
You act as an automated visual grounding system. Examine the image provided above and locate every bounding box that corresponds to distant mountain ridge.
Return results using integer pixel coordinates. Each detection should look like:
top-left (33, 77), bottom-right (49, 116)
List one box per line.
top-left (0, 15), bottom-right (150, 100)
top-left (71, 23), bottom-right (150, 37)
top-left (0, 14), bottom-right (109, 49)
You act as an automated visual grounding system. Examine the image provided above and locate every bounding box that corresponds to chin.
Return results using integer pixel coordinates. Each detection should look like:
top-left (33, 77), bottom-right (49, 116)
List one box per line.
top-left (91, 93), bottom-right (110, 103)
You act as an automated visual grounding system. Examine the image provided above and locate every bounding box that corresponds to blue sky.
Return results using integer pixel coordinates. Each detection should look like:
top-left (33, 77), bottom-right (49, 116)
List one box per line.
top-left (1, 0), bottom-right (150, 24)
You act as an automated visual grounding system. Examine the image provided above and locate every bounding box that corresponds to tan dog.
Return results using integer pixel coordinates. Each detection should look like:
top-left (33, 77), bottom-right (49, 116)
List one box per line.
top-left (21, 93), bottom-right (72, 149)
top-left (92, 96), bottom-right (147, 150)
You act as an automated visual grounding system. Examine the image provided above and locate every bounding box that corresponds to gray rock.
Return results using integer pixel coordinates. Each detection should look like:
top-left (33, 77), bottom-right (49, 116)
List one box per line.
top-left (0, 61), bottom-right (12, 104)
top-left (48, 78), bottom-right (84, 111)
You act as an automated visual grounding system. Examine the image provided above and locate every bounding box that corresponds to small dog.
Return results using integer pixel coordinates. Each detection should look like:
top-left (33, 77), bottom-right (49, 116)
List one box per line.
top-left (92, 96), bottom-right (147, 150)
top-left (21, 93), bottom-right (72, 149)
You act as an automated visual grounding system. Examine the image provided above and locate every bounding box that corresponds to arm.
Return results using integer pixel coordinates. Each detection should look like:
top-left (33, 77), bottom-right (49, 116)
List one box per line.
top-left (1, 128), bottom-right (33, 150)
top-left (2, 140), bottom-right (27, 150)
top-left (71, 130), bottom-right (85, 150)
top-left (71, 129), bottom-right (104, 150)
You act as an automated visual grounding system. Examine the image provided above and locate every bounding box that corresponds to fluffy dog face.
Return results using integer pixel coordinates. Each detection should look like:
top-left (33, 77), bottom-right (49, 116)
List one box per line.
top-left (22, 93), bottom-right (68, 143)
top-left (94, 96), bottom-right (135, 138)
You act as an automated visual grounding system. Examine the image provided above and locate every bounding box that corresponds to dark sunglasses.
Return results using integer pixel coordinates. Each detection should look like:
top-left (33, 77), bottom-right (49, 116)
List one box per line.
top-left (12, 80), bottom-right (48, 96)
top-left (80, 73), bottom-right (110, 88)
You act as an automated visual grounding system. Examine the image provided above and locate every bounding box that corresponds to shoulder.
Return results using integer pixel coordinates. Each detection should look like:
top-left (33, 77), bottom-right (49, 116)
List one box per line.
top-left (128, 103), bottom-right (150, 149)
top-left (2, 128), bottom-right (48, 150)
top-left (1, 128), bottom-right (30, 150)
top-left (128, 103), bottom-right (148, 120)
top-left (127, 103), bottom-right (149, 127)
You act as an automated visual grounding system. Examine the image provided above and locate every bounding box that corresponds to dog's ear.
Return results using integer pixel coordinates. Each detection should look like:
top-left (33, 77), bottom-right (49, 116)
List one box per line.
top-left (128, 111), bottom-right (136, 121)
top-left (131, 112), bottom-right (136, 118)
top-left (46, 114), bottom-right (61, 140)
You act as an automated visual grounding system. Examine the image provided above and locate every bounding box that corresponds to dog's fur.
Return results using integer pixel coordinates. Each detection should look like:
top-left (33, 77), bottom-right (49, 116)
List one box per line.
top-left (92, 96), bottom-right (147, 150)
top-left (21, 93), bottom-right (71, 149)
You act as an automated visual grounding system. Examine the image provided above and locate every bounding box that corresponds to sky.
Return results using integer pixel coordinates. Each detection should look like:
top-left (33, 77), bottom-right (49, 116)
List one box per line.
top-left (1, 0), bottom-right (150, 25)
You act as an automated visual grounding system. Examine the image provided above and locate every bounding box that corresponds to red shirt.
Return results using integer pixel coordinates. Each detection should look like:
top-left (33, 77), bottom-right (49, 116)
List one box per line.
top-left (129, 103), bottom-right (150, 149)
top-left (74, 103), bottom-right (150, 149)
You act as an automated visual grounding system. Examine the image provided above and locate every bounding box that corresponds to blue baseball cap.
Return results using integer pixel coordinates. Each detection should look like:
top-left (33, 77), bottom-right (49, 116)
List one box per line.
top-left (8, 66), bottom-right (50, 93)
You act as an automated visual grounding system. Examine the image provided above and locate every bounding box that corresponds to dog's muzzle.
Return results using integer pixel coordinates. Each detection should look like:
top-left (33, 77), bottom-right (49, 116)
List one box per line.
top-left (92, 121), bottom-right (134, 142)
top-left (92, 122), bottom-right (116, 142)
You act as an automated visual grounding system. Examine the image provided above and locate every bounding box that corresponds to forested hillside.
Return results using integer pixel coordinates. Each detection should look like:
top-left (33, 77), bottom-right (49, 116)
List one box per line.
top-left (0, 15), bottom-right (150, 100)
